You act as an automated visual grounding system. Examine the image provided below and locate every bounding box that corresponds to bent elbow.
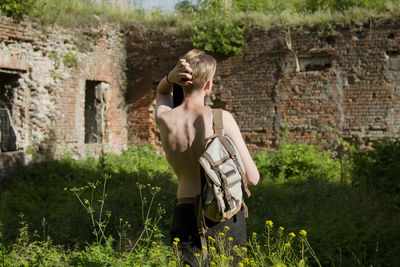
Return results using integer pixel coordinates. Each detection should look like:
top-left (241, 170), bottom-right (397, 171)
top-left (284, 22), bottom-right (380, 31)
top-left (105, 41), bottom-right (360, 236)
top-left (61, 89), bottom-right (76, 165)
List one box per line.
top-left (247, 171), bottom-right (260, 186)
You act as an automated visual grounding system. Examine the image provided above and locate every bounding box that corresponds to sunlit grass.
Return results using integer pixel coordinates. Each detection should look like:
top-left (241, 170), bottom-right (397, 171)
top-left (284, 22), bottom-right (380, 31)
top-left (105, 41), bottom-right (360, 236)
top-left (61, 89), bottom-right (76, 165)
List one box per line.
top-left (28, 0), bottom-right (177, 27)
top-left (23, 0), bottom-right (400, 31)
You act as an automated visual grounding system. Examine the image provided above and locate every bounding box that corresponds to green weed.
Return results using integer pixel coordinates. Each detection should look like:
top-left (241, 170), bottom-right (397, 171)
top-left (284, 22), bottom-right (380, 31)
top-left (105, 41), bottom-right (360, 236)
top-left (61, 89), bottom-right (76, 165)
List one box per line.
top-left (63, 52), bottom-right (77, 68)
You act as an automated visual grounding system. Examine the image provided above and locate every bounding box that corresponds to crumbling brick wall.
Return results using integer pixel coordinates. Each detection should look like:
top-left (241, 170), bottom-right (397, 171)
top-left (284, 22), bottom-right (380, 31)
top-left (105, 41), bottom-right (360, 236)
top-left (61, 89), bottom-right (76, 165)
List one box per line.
top-left (0, 15), bottom-right (128, 175)
top-left (125, 19), bottom-right (400, 152)
top-left (1, 14), bottom-right (400, 175)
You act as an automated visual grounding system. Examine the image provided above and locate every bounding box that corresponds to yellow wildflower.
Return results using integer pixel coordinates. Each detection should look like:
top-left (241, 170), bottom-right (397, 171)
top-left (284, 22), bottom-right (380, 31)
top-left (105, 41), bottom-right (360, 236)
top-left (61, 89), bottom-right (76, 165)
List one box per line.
top-left (202, 246), bottom-right (207, 250)
top-left (210, 262), bottom-right (216, 266)
top-left (224, 226), bottom-right (230, 231)
top-left (194, 253), bottom-right (200, 257)
top-left (219, 232), bottom-right (225, 237)
top-left (186, 265), bottom-right (190, 267)
top-left (252, 232), bottom-right (257, 237)
top-left (299, 230), bottom-right (307, 237)
top-left (228, 237), bottom-right (233, 242)
top-left (265, 220), bottom-right (274, 228)
top-left (300, 259), bottom-right (305, 264)
top-left (170, 260), bottom-right (175, 265)
top-left (174, 237), bottom-right (180, 243)
top-left (279, 226), bottom-right (284, 231)
top-left (244, 257), bottom-right (250, 264)
top-left (289, 232), bottom-right (296, 238)
top-left (209, 246), bottom-right (216, 252)
top-left (241, 247), bottom-right (248, 252)
top-left (284, 242), bottom-right (291, 249)
top-left (238, 263), bottom-right (244, 267)
top-left (152, 241), bottom-right (157, 246)
top-left (208, 236), bottom-right (216, 242)
top-left (173, 241), bottom-right (178, 247)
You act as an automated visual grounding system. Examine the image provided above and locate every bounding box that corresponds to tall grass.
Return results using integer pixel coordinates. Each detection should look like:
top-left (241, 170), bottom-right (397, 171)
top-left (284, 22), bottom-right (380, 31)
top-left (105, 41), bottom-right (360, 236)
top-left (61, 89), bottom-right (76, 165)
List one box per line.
top-left (4, 0), bottom-right (400, 30)
top-left (24, 0), bottom-right (177, 27)
top-left (1, 141), bottom-right (400, 265)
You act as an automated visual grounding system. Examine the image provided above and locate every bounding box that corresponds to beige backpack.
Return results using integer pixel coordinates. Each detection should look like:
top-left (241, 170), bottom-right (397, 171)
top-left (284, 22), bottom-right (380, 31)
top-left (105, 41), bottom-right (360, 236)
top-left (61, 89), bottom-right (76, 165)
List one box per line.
top-left (196, 109), bottom-right (251, 257)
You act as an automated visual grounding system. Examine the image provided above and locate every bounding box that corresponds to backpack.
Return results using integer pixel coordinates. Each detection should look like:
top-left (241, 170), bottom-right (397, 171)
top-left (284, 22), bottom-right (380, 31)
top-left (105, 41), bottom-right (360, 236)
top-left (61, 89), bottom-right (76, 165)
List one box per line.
top-left (196, 109), bottom-right (251, 257)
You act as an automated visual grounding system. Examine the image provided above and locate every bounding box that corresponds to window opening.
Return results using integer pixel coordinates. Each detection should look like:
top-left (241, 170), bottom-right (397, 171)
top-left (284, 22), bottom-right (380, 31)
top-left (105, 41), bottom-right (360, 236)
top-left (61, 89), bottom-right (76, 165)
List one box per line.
top-left (0, 72), bottom-right (19, 152)
top-left (84, 80), bottom-right (108, 144)
top-left (300, 56), bottom-right (332, 72)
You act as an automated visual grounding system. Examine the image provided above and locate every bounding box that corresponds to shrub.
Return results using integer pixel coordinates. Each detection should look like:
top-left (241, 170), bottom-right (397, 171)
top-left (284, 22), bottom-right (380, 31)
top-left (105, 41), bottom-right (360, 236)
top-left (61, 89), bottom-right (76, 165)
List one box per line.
top-left (0, 0), bottom-right (33, 19)
top-left (179, 0), bottom-right (246, 55)
top-left (352, 137), bottom-right (400, 203)
top-left (253, 143), bottom-right (341, 182)
top-left (188, 14), bottom-right (245, 55)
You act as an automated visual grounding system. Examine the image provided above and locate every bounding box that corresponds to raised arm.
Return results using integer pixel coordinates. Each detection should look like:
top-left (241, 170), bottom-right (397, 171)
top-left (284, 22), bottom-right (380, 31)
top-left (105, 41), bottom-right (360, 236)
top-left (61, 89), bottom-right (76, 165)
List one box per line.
top-left (222, 111), bottom-right (260, 186)
top-left (155, 59), bottom-right (193, 118)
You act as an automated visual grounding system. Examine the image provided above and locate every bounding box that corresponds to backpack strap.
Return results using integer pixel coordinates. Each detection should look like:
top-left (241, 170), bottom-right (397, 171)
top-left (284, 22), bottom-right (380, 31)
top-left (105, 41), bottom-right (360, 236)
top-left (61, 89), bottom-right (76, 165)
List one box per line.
top-left (212, 109), bottom-right (224, 136)
top-left (216, 129), bottom-right (251, 199)
top-left (212, 109), bottom-right (251, 212)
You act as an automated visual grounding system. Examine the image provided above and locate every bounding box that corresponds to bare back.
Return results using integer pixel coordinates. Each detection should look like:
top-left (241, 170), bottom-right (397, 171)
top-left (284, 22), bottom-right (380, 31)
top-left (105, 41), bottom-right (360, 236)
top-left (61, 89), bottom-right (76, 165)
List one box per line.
top-left (156, 103), bottom-right (214, 198)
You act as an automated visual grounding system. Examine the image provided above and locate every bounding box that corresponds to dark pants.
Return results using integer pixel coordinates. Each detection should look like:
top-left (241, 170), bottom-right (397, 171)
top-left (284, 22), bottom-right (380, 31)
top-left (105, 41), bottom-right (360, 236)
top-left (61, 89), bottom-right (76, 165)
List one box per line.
top-left (170, 203), bottom-right (247, 267)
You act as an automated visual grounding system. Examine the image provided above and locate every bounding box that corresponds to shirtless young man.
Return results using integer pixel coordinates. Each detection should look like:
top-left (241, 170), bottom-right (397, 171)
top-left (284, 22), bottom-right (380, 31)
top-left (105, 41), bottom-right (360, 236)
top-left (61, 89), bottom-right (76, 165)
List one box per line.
top-left (155, 50), bottom-right (259, 266)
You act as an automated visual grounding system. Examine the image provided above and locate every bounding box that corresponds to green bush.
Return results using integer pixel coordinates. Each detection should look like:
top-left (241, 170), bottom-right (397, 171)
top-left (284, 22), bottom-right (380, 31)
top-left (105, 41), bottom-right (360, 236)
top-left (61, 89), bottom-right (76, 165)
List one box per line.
top-left (352, 137), bottom-right (400, 203)
top-left (184, 0), bottom-right (246, 55)
top-left (188, 15), bottom-right (245, 55)
top-left (0, 0), bottom-right (33, 19)
top-left (253, 143), bottom-right (340, 182)
top-left (248, 141), bottom-right (400, 266)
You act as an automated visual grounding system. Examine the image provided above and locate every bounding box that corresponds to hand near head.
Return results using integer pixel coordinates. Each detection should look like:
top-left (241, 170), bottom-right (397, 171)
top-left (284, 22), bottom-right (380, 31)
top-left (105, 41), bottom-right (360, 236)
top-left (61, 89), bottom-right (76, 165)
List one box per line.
top-left (168, 59), bottom-right (193, 86)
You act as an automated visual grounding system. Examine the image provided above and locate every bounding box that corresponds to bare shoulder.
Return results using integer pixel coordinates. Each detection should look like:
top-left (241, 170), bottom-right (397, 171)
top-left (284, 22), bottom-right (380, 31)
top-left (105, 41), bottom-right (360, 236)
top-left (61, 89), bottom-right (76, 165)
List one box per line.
top-left (221, 109), bottom-right (235, 121)
top-left (155, 108), bottom-right (172, 129)
top-left (221, 110), bottom-right (239, 135)
top-left (220, 109), bottom-right (260, 186)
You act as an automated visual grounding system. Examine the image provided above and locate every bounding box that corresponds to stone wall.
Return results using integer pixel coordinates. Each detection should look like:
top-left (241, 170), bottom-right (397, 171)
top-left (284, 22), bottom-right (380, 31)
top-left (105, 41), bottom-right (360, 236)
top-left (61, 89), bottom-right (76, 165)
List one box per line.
top-left (0, 15), bottom-right (128, 175)
top-left (1, 15), bottom-right (400, 175)
top-left (125, 19), bottom-right (400, 152)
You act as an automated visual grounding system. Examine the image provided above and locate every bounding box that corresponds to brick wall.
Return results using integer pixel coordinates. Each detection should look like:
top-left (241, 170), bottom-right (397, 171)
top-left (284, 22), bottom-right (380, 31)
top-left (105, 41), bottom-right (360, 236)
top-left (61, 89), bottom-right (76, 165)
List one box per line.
top-left (0, 15), bottom-right (128, 175)
top-left (125, 18), bottom-right (400, 152)
top-left (1, 15), bottom-right (399, 175)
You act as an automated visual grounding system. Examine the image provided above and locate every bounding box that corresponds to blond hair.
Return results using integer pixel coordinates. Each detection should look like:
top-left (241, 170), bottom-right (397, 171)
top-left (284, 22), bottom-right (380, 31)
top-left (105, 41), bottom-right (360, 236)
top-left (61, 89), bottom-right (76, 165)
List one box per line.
top-left (182, 49), bottom-right (217, 94)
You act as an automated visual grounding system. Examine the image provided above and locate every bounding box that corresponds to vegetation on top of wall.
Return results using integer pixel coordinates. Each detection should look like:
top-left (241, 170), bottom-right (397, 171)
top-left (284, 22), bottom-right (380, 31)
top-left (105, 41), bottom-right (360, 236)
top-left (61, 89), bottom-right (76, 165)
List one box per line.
top-left (0, 0), bottom-right (33, 19)
top-left (1, 0), bottom-right (400, 53)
